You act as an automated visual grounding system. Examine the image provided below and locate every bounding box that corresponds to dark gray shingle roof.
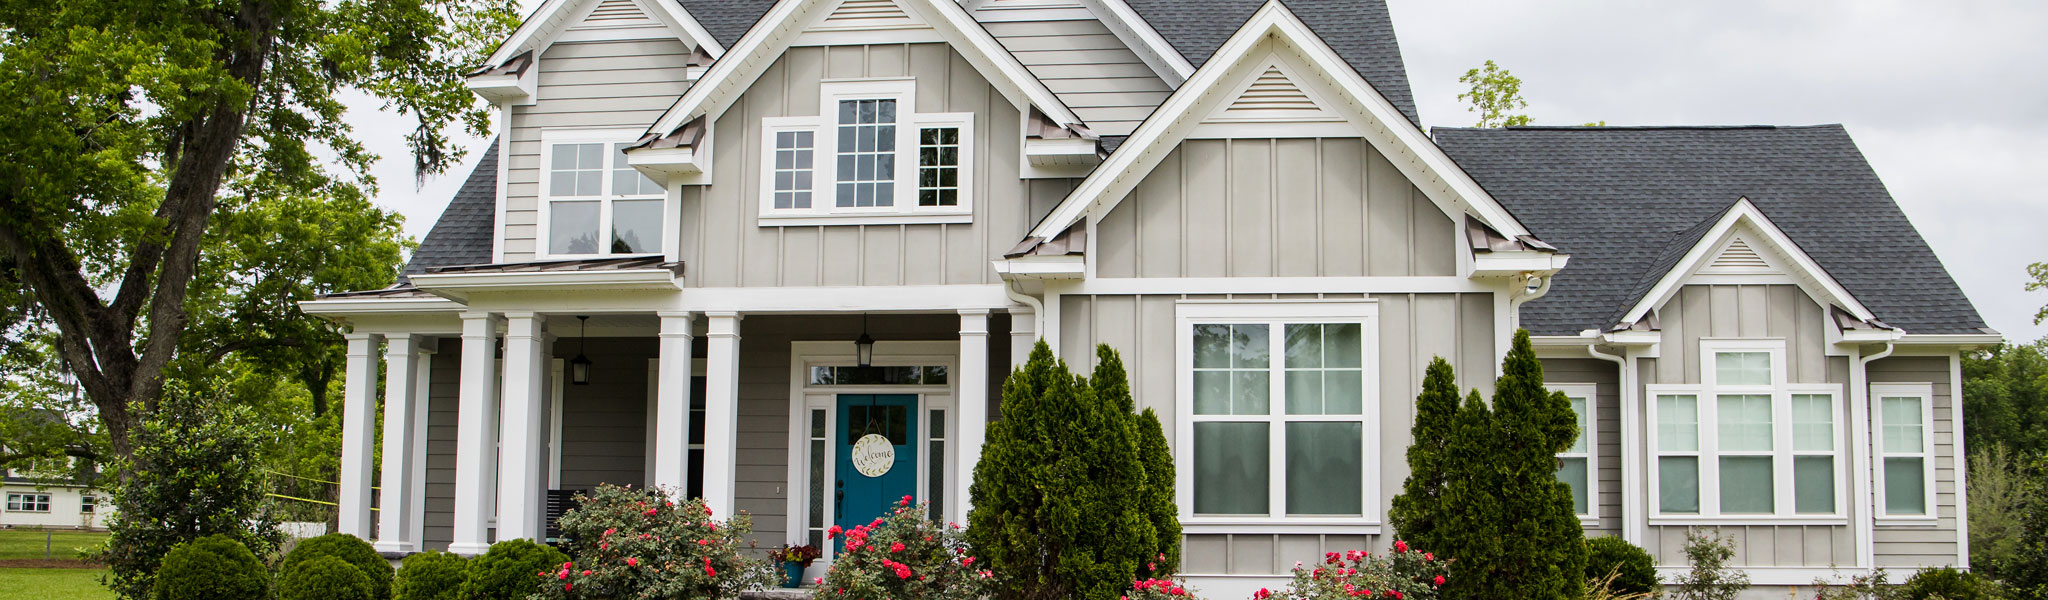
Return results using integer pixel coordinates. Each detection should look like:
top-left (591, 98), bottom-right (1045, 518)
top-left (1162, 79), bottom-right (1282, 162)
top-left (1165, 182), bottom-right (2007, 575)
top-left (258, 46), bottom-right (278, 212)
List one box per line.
top-left (672, 0), bottom-right (776, 48)
top-left (403, 144), bottom-right (498, 277)
top-left (1121, 0), bottom-right (1416, 126)
top-left (1435, 125), bottom-right (1990, 336)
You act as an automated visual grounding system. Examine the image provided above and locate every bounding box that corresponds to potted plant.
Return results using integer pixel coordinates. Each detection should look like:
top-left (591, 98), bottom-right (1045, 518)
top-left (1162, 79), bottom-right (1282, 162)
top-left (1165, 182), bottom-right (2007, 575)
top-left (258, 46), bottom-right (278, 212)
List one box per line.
top-left (770, 543), bottom-right (822, 588)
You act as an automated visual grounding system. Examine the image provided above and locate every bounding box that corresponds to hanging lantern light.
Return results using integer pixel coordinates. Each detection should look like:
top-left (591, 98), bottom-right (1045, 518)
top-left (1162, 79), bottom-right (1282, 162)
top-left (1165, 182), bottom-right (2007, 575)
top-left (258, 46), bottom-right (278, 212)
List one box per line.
top-left (855, 313), bottom-right (875, 368)
top-left (570, 315), bottom-right (593, 385)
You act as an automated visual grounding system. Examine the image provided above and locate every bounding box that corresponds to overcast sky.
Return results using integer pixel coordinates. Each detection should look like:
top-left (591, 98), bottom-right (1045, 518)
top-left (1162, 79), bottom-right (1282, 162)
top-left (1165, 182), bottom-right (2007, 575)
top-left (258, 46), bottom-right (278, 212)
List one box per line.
top-left (346, 0), bottom-right (2048, 342)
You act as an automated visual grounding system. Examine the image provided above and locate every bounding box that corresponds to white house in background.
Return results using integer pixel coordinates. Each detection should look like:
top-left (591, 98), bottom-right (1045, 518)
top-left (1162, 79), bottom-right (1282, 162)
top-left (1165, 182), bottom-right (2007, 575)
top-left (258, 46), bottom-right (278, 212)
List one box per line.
top-left (301, 0), bottom-right (1998, 596)
top-left (1, 467), bottom-right (109, 530)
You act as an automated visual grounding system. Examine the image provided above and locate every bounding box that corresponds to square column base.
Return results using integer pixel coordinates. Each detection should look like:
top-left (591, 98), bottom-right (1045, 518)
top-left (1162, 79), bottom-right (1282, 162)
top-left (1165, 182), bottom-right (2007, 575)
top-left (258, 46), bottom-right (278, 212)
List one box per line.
top-left (447, 541), bottom-right (492, 557)
top-left (373, 540), bottom-right (418, 555)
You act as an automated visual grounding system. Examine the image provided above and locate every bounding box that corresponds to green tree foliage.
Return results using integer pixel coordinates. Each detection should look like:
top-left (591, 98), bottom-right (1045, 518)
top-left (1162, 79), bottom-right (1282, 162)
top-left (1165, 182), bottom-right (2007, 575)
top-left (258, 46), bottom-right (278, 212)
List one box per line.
top-left (1458, 60), bottom-right (1531, 128)
top-left (1963, 341), bottom-right (2048, 457)
top-left (534, 485), bottom-right (772, 600)
top-left (1897, 567), bottom-right (1995, 600)
top-left (280, 534), bottom-right (394, 600)
top-left (280, 555), bottom-right (377, 600)
top-left (2028, 261), bottom-right (2047, 326)
top-left (459, 539), bottom-right (567, 600)
top-left (395, 551), bottom-right (467, 600)
top-left (0, 0), bottom-right (517, 462)
top-left (1092, 344), bottom-right (1181, 575)
top-left (1583, 537), bottom-right (1658, 596)
top-left (98, 394), bottom-right (282, 600)
top-left (1389, 332), bottom-right (1584, 599)
top-left (2005, 454), bottom-right (2048, 599)
top-left (1969, 444), bottom-right (2027, 577)
top-left (152, 535), bottom-right (269, 600)
top-left (969, 342), bottom-right (1165, 600)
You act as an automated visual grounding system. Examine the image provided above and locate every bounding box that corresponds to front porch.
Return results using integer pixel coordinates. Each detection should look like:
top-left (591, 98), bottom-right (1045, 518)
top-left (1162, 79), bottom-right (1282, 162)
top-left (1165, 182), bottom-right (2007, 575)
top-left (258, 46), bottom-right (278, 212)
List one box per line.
top-left (329, 309), bottom-right (1035, 573)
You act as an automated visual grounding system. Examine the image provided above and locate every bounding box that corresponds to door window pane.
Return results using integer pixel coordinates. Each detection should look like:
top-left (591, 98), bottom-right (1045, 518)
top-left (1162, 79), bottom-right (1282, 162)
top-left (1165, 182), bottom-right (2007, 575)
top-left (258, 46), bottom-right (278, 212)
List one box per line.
top-left (1559, 457), bottom-right (1589, 515)
top-left (549, 200), bottom-right (601, 255)
top-left (1717, 394), bottom-right (1773, 452)
top-left (1792, 394), bottom-right (1833, 452)
top-left (1720, 456), bottom-right (1774, 514)
top-left (610, 199), bottom-right (662, 254)
top-left (1193, 422), bottom-right (1268, 515)
top-left (1658, 395), bottom-right (1698, 451)
top-left (1795, 456), bottom-right (1834, 514)
top-left (1285, 422), bottom-right (1362, 515)
top-left (1715, 352), bottom-right (1772, 386)
top-left (1884, 457), bottom-right (1926, 515)
top-left (1659, 457), bottom-right (1699, 514)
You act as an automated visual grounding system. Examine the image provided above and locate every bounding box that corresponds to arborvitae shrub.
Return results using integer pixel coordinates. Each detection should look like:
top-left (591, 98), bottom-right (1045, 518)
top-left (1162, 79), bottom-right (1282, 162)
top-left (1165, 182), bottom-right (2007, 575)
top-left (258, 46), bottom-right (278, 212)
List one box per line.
top-left (279, 533), bottom-right (393, 600)
top-left (152, 535), bottom-right (269, 600)
top-left (459, 538), bottom-right (567, 600)
top-left (1583, 536), bottom-right (1657, 595)
top-left (969, 342), bottom-right (1165, 600)
top-left (280, 555), bottom-right (376, 600)
top-left (1093, 345), bottom-right (1180, 576)
top-left (394, 550), bottom-right (467, 600)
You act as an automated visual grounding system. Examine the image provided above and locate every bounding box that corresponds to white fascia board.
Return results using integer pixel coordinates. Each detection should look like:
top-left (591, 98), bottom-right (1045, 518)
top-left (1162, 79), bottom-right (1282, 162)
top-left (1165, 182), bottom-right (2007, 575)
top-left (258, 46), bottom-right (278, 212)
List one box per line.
top-left (679, 284), bottom-right (1012, 313)
top-left (1618, 198), bottom-right (1877, 328)
top-left (989, 255), bottom-right (1086, 278)
top-left (482, 0), bottom-right (724, 70)
top-left (645, 0), bottom-right (1084, 140)
top-left (1025, 0), bottom-right (1531, 242)
top-left (1601, 331), bottom-right (1663, 346)
top-left (1895, 333), bottom-right (2005, 347)
top-left (627, 146), bottom-right (702, 175)
top-left (1471, 251), bottom-right (1570, 277)
top-left (1077, 0), bottom-right (1195, 85)
top-left (1839, 329), bottom-right (1907, 344)
top-left (299, 296), bottom-right (467, 316)
top-left (1024, 138), bottom-right (1101, 168)
top-left (464, 73), bottom-right (534, 104)
top-left (410, 270), bottom-right (685, 298)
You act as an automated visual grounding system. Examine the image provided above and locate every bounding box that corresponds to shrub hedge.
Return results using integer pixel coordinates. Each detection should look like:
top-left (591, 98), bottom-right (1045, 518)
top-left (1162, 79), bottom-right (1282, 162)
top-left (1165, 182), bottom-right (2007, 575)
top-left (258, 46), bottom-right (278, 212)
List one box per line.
top-left (1583, 536), bottom-right (1658, 596)
top-left (460, 538), bottom-right (567, 600)
top-left (280, 533), bottom-right (393, 600)
top-left (395, 550), bottom-right (468, 600)
top-left (280, 555), bottom-right (377, 600)
top-left (152, 534), bottom-right (269, 600)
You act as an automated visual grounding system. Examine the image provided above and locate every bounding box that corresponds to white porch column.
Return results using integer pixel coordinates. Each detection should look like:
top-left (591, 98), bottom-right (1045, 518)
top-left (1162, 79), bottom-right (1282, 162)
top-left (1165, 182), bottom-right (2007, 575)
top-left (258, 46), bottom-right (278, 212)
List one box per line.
top-left (1009, 307), bottom-right (1036, 368)
top-left (956, 310), bottom-right (991, 522)
top-left (374, 335), bottom-right (421, 553)
top-left (408, 340), bottom-right (437, 553)
top-left (653, 312), bottom-right (697, 492)
top-left (338, 332), bottom-right (383, 539)
top-left (450, 312), bottom-right (501, 555)
top-left (498, 313), bottom-right (549, 542)
top-left (701, 313), bottom-right (742, 514)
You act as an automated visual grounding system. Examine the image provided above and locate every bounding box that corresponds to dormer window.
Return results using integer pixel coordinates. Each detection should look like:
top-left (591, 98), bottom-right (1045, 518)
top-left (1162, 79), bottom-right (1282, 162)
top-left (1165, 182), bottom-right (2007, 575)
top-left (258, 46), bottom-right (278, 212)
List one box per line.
top-left (541, 129), bottom-right (666, 258)
top-left (759, 79), bottom-right (973, 225)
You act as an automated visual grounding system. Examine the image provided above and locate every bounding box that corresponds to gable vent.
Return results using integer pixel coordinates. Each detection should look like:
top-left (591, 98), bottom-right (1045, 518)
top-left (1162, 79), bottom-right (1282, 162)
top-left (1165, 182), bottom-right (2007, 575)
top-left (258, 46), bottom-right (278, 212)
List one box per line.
top-left (1709, 238), bottom-right (1773, 271)
top-left (826, 0), bottom-right (909, 23)
top-left (1227, 67), bottom-right (1319, 113)
top-left (584, 0), bottom-right (647, 22)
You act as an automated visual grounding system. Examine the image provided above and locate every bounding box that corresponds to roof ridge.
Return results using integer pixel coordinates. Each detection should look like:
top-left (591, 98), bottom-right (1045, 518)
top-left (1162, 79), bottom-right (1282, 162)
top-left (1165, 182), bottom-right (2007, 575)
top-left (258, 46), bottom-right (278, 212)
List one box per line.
top-left (1439, 124), bottom-right (1848, 132)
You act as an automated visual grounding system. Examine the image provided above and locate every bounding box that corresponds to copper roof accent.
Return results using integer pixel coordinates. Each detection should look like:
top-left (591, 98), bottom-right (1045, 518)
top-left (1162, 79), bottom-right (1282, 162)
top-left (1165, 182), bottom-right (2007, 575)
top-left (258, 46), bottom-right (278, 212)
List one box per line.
top-left (1466, 215), bottom-right (1555, 253)
top-left (686, 46), bottom-right (717, 69)
top-left (631, 115), bottom-right (707, 151)
top-left (1005, 225), bottom-right (1086, 258)
top-left (1831, 306), bottom-right (1894, 331)
top-left (466, 49), bottom-right (535, 78)
top-left (425, 256), bottom-right (686, 276)
top-left (319, 285), bottom-right (443, 300)
top-left (1024, 107), bottom-right (1097, 141)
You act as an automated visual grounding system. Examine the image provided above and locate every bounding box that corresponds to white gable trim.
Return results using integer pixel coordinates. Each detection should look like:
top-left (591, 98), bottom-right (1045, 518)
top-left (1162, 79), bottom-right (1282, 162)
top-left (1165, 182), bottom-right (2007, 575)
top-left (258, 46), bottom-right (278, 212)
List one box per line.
top-left (1619, 198), bottom-right (1878, 328)
top-left (1025, 0), bottom-right (1531, 242)
top-left (481, 0), bottom-right (724, 70)
top-left (644, 0), bottom-right (1085, 139)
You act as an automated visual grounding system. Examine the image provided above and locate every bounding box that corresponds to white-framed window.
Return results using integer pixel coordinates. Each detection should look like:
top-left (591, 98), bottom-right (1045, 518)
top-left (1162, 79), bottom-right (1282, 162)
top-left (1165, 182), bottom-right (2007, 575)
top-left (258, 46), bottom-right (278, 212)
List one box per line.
top-left (1647, 339), bottom-right (1845, 523)
top-left (1873, 383), bottom-right (1937, 520)
top-left (539, 128), bottom-right (667, 258)
top-left (1175, 301), bottom-right (1380, 532)
top-left (80, 494), bottom-right (96, 513)
top-left (757, 79), bottom-right (974, 225)
top-left (6, 492), bottom-right (50, 512)
top-left (1551, 383), bottom-right (1597, 520)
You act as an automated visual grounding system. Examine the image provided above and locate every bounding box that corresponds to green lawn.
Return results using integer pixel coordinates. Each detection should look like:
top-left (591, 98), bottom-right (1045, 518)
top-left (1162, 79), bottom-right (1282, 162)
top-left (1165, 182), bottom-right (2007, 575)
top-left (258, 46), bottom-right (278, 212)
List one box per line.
top-left (0, 528), bottom-right (108, 561)
top-left (0, 567), bottom-right (115, 600)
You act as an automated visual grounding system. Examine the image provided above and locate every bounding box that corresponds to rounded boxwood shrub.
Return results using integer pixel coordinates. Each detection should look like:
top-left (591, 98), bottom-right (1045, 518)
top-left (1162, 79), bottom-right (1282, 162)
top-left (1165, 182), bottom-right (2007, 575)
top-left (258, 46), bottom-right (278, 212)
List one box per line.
top-left (1584, 536), bottom-right (1657, 595)
top-left (153, 534), bottom-right (269, 600)
top-left (396, 550), bottom-right (468, 600)
top-left (460, 539), bottom-right (567, 600)
top-left (281, 555), bottom-right (377, 600)
top-left (1898, 567), bottom-right (1991, 600)
top-left (281, 533), bottom-right (394, 600)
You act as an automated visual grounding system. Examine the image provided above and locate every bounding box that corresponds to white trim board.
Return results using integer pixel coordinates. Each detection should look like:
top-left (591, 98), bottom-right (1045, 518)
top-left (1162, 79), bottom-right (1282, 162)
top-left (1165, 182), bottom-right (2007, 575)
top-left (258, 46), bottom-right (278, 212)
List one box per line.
top-left (1617, 197), bottom-right (1877, 329)
top-left (480, 0), bottom-right (724, 71)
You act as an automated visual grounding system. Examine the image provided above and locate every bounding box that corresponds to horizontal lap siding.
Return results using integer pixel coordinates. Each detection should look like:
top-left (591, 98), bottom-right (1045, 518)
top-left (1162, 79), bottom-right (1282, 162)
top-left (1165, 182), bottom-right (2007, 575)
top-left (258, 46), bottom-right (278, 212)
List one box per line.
top-left (1868, 356), bottom-right (1962, 568)
top-left (1093, 138), bottom-right (1457, 279)
top-left (1640, 285), bottom-right (1856, 567)
top-left (1058, 292), bottom-right (1497, 574)
top-left (1543, 358), bottom-right (1624, 536)
top-left (682, 44), bottom-right (1049, 288)
top-left (503, 38), bottom-right (695, 261)
top-left (981, 18), bottom-right (1170, 137)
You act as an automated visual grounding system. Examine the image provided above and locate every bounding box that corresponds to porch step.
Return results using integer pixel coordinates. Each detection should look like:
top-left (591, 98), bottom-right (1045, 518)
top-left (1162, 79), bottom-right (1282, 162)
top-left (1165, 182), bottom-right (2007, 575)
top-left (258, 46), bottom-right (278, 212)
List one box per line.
top-left (743, 588), bottom-right (816, 600)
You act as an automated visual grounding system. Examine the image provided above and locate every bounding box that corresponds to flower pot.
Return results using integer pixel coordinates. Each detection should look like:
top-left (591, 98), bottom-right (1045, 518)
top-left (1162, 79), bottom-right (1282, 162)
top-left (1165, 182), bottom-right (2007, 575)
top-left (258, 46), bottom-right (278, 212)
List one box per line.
top-left (781, 561), bottom-right (805, 588)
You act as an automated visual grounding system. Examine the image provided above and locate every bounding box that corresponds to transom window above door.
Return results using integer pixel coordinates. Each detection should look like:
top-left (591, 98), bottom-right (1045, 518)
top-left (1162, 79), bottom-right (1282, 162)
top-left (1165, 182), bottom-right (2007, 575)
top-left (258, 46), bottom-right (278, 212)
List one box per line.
top-left (541, 130), bottom-right (667, 258)
top-left (759, 79), bottom-right (974, 225)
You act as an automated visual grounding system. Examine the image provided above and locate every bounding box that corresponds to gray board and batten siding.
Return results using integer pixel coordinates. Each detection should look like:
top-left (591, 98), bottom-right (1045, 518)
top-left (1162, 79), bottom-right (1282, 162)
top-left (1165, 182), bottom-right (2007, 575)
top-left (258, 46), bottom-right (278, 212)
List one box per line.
top-left (679, 43), bottom-right (1081, 288)
top-left (502, 37), bottom-right (699, 262)
top-left (1059, 292), bottom-right (1496, 575)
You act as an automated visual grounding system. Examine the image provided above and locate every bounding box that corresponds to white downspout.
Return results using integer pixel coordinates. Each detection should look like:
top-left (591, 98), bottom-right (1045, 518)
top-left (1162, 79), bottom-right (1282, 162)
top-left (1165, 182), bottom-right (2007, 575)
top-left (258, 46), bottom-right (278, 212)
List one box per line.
top-left (1852, 340), bottom-right (1897, 574)
top-left (1585, 341), bottom-right (1638, 546)
top-left (1003, 277), bottom-right (1046, 345)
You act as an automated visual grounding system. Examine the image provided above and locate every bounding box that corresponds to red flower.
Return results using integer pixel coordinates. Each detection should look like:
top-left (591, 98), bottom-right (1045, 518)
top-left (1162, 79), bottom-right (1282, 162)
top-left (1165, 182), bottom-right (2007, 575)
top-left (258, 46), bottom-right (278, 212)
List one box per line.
top-left (645, 508), bottom-right (658, 516)
top-left (1423, 552), bottom-right (1434, 562)
top-left (626, 557), bottom-right (638, 567)
top-left (564, 584), bottom-right (572, 592)
top-left (698, 539), bottom-right (711, 546)
top-left (890, 542), bottom-right (906, 553)
top-left (900, 495), bottom-right (913, 506)
top-left (827, 525), bottom-right (842, 539)
top-left (1253, 589), bottom-right (1272, 600)
top-left (1393, 540), bottom-right (1408, 553)
top-left (580, 570), bottom-right (591, 576)
top-left (703, 557), bottom-right (717, 577)
top-left (1432, 575), bottom-right (1445, 587)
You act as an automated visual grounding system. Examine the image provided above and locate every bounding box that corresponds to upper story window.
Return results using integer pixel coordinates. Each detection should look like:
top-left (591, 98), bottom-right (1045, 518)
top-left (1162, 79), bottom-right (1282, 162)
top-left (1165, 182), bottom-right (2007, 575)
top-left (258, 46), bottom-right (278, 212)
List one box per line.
top-left (542, 129), bottom-right (666, 258)
top-left (1648, 340), bottom-right (1844, 523)
top-left (759, 79), bottom-right (974, 225)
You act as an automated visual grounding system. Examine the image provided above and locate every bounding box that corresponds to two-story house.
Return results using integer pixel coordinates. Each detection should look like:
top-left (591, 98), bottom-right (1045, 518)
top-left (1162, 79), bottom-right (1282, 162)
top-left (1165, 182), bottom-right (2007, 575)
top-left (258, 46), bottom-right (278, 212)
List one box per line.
top-left (302, 0), bottom-right (1996, 595)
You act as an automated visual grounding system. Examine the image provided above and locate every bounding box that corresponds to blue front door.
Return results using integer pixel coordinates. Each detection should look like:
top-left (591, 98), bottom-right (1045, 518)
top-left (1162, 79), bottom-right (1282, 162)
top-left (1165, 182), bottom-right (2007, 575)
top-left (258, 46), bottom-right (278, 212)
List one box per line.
top-left (835, 394), bottom-right (918, 538)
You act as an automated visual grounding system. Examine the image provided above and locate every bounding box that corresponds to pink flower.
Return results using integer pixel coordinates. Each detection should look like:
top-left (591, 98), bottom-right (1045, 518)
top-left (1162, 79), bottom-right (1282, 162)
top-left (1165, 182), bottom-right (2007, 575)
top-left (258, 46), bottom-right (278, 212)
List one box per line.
top-left (603, 528), bottom-right (616, 537)
top-left (557, 570), bottom-right (569, 581)
top-left (963, 556), bottom-right (974, 566)
top-left (626, 557), bottom-right (638, 567)
top-left (1148, 562), bottom-right (1156, 572)
top-left (815, 577), bottom-right (824, 585)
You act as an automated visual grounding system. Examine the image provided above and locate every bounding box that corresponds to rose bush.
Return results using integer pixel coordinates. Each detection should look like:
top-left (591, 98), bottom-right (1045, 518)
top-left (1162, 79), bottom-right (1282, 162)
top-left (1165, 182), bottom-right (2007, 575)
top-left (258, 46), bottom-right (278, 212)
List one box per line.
top-left (817, 497), bottom-right (990, 600)
top-left (1262, 543), bottom-right (1450, 600)
top-left (531, 484), bottom-right (772, 600)
top-left (1126, 578), bottom-right (1200, 600)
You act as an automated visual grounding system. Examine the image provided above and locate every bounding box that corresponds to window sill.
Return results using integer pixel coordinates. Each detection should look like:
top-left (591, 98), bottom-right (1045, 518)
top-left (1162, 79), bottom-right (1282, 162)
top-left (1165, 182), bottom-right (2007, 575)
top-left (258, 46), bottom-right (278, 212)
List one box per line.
top-left (1182, 519), bottom-right (1382, 535)
top-left (758, 212), bottom-right (972, 227)
top-left (1874, 516), bottom-right (1941, 526)
top-left (1648, 516), bottom-right (1848, 527)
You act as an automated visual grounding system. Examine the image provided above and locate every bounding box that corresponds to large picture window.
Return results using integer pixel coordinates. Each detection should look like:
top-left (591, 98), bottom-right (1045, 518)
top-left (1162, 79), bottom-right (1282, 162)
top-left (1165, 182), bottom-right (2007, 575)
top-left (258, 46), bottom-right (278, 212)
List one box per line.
top-left (5, 493), bottom-right (50, 512)
top-left (758, 80), bottom-right (973, 224)
top-left (1873, 383), bottom-right (1936, 519)
top-left (1648, 340), bottom-right (1844, 522)
top-left (541, 130), bottom-right (666, 258)
top-left (1177, 302), bottom-right (1379, 531)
